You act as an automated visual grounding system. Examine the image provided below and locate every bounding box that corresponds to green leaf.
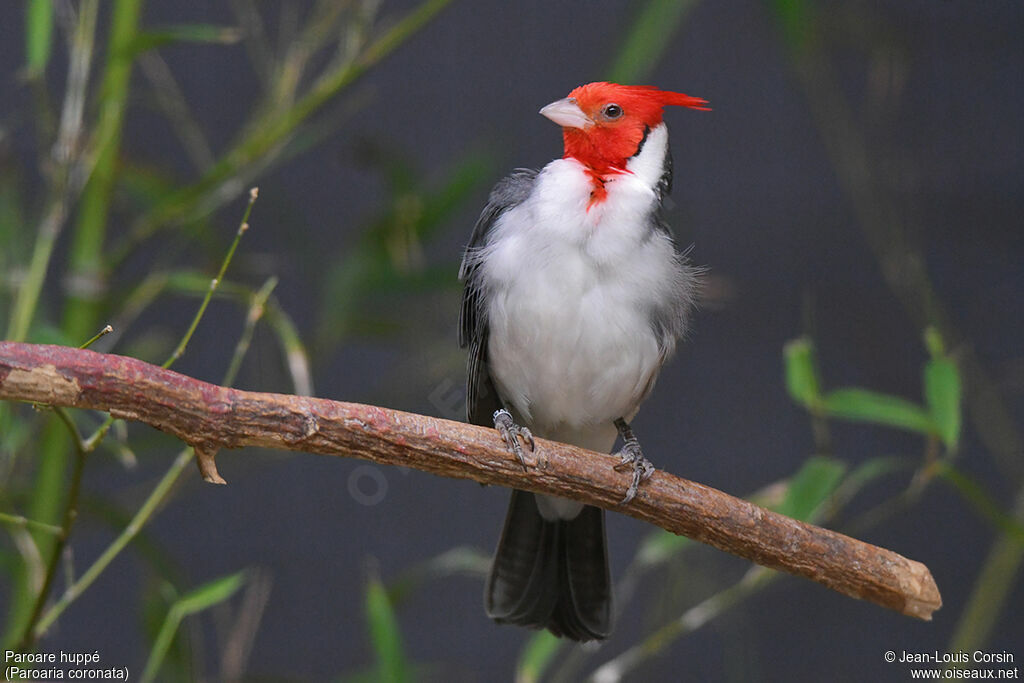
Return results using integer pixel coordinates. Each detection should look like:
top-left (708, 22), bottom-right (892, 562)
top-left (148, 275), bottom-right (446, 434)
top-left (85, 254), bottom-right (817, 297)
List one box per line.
top-left (821, 388), bottom-right (936, 436)
top-left (516, 631), bottom-right (563, 683)
top-left (175, 570), bottom-right (246, 615)
top-left (924, 357), bottom-right (962, 449)
top-left (783, 337), bottom-right (821, 407)
top-left (126, 24), bottom-right (242, 57)
top-left (923, 326), bottom-right (946, 358)
top-left (607, 0), bottom-right (700, 84)
top-left (775, 456), bottom-right (846, 522)
top-left (365, 571), bottom-right (410, 683)
top-left (140, 582), bottom-right (190, 683)
top-left (263, 303), bottom-right (315, 397)
top-left (25, 0), bottom-right (54, 76)
top-left (141, 571), bottom-right (246, 683)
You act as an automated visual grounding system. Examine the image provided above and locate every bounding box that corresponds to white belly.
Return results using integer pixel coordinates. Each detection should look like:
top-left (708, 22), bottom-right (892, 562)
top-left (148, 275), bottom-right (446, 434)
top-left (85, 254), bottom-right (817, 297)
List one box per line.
top-left (487, 269), bottom-right (661, 435)
top-left (481, 158), bottom-right (680, 451)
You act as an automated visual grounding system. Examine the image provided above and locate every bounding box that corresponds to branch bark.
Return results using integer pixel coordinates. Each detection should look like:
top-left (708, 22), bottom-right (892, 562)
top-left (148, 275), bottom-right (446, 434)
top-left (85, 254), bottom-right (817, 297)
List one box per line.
top-left (0, 342), bottom-right (942, 620)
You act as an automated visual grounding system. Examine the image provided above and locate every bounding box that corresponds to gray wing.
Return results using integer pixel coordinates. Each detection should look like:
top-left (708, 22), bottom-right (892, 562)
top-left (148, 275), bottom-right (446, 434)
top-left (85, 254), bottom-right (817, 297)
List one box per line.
top-left (459, 168), bottom-right (538, 426)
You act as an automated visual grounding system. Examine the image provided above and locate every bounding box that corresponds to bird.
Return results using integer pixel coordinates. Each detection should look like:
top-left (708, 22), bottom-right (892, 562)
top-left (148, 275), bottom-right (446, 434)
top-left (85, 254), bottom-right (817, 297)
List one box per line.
top-left (458, 82), bottom-right (708, 641)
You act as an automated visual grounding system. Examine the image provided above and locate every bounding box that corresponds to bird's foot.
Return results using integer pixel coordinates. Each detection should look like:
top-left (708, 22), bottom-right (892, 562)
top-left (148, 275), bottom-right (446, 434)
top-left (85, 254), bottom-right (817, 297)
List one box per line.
top-left (493, 409), bottom-right (535, 470)
top-left (613, 418), bottom-right (655, 504)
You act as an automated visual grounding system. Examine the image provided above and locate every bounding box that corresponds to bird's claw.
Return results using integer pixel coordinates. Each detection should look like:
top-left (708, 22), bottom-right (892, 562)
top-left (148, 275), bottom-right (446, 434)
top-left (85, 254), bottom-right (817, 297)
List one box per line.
top-left (493, 409), bottom-right (534, 470)
top-left (614, 439), bottom-right (655, 505)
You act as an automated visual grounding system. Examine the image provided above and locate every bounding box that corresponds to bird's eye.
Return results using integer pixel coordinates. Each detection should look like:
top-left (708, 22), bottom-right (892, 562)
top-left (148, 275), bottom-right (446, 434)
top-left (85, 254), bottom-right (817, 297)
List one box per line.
top-left (602, 103), bottom-right (623, 119)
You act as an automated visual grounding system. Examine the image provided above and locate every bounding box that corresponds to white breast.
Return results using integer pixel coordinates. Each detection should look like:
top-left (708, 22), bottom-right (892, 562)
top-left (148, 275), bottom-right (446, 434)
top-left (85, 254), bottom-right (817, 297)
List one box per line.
top-left (479, 125), bottom-right (682, 453)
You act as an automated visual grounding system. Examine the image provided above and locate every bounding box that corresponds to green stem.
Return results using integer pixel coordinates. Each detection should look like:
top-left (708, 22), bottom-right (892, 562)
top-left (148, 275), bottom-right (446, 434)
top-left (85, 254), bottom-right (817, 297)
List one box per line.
top-left (163, 188), bottom-right (256, 369)
top-left (24, 0), bottom-right (54, 78)
top-left (82, 416), bottom-right (116, 453)
top-left (4, 422), bottom-right (66, 647)
top-left (63, 0), bottom-right (144, 343)
top-left (937, 465), bottom-right (1024, 542)
top-left (0, 513), bottom-right (63, 537)
top-left (949, 490), bottom-right (1024, 653)
top-left (33, 450), bottom-right (192, 640)
top-left (113, 0), bottom-right (455, 263)
top-left (265, 301), bottom-right (313, 396)
top-left (5, 0), bottom-right (100, 646)
top-left (18, 412), bottom-right (87, 649)
top-left (27, 186), bottom-right (259, 641)
top-left (606, 0), bottom-right (700, 84)
top-left (140, 604), bottom-right (184, 683)
top-left (587, 568), bottom-right (776, 682)
top-left (79, 324), bottom-right (113, 350)
top-left (6, 0), bottom-right (99, 342)
top-left (222, 277), bottom-right (278, 386)
top-left (6, 203), bottom-right (65, 342)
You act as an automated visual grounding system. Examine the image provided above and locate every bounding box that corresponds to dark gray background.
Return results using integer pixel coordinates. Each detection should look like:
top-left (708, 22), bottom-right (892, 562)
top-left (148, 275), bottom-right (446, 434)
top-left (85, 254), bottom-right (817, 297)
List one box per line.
top-left (2, 1), bottom-right (1022, 680)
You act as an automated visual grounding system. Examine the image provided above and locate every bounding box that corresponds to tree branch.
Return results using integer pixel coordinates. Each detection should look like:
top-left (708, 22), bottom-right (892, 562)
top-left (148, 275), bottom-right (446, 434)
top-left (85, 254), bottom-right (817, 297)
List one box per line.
top-left (0, 342), bottom-right (942, 620)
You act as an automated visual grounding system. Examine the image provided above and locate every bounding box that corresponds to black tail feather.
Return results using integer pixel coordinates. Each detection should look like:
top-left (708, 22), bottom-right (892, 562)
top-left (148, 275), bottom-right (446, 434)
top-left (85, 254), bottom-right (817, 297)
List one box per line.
top-left (485, 490), bottom-right (612, 641)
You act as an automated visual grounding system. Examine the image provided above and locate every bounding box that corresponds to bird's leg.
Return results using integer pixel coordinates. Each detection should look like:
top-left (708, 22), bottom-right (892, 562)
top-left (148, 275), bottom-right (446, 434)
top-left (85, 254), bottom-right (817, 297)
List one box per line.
top-left (613, 418), bottom-right (655, 504)
top-left (493, 408), bottom-right (535, 470)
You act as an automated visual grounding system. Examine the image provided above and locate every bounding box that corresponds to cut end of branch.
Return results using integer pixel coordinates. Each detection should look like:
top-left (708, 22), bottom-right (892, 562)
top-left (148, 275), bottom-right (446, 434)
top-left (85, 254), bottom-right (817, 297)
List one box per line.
top-left (249, 187), bottom-right (259, 200)
top-left (899, 559), bottom-right (943, 620)
top-left (194, 444), bottom-right (227, 485)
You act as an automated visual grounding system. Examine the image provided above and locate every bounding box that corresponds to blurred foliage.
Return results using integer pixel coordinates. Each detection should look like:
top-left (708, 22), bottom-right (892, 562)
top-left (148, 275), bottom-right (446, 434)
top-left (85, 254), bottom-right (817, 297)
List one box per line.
top-left (141, 571), bottom-right (247, 683)
top-left (24, 0), bottom-right (54, 78)
top-left (0, 0), bottom-right (460, 679)
top-left (365, 564), bottom-right (412, 683)
top-left (773, 0), bottom-right (1023, 672)
top-left (509, 0), bottom-right (1018, 680)
top-left (0, 0), bottom-right (1020, 681)
top-left (784, 330), bottom-right (962, 451)
top-left (606, 0), bottom-right (700, 84)
top-left (316, 139), bottom-right (493, 353)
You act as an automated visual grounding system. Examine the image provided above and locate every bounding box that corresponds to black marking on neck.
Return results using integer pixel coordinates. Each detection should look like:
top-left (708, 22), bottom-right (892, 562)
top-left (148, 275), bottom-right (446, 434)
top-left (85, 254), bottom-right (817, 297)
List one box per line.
top-left (656, 147), bottom-right (674, 200)
top-left (632, 125), bottom-right (652, 158)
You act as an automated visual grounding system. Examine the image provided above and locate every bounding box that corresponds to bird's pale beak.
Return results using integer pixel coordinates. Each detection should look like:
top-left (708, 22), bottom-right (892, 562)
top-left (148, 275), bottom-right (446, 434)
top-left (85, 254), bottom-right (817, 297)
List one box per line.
top-left (539, 98), bottom-right (592, 129)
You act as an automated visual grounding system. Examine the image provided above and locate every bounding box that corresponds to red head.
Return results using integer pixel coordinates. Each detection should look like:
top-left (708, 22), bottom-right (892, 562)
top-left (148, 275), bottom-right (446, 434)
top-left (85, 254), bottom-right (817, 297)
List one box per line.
top-left (540, 82), bottom-right (709, 175)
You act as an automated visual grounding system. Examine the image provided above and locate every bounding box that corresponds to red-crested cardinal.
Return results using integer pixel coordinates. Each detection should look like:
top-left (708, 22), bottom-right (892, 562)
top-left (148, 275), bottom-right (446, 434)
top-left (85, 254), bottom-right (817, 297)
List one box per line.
top-left (459, 82), bottom-right (709, 641)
